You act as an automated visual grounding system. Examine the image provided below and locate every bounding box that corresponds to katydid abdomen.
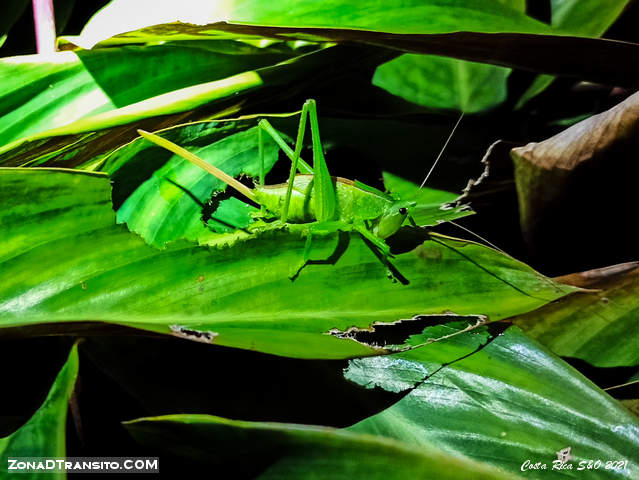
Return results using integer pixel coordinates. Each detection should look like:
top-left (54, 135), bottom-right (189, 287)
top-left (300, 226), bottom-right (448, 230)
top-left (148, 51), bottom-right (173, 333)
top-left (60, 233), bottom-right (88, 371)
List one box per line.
top-left (255, 175), bottom-right (410, 239)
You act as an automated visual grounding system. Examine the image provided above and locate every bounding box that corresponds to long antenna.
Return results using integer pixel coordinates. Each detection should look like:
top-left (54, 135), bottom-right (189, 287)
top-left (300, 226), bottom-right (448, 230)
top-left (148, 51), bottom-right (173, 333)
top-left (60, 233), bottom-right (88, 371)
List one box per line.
top-left (137, 129), bottom-right (257, 202)
top-left (419, 112), bottom-right (464, 189)
top-left (418, 115), bottom-right (511, 256)
top-left (448, 220), bottom-right (506, 254)
top-left (417, 113), bottom-right (503, 252)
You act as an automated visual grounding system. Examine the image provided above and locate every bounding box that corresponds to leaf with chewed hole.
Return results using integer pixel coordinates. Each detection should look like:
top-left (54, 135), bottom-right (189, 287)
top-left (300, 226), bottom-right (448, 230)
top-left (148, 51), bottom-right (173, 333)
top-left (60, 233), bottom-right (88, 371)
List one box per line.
top-left (0, 168), bottom-right (573, 359)
top-left (346, 326), bottom-right (639, 479)
top-left (106, 120), bottom-right (278, 247)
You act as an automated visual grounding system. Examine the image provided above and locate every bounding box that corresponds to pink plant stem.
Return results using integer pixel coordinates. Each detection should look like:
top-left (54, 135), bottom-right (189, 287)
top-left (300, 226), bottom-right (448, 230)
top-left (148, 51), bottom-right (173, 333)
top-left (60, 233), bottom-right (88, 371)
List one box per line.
top-left (32, 0), bottom-right (56, 54)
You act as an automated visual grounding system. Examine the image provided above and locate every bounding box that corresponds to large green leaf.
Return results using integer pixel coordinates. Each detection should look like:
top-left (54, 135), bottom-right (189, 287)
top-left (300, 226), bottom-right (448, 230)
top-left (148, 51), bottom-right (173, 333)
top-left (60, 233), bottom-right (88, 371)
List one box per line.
top-left (346, 326), bottom-right (639, 479)
top-left (373, 55), bottom-right (511, 113)
top-left (514, 264), bottom-right (639, 368)
top-left (227, 0), bottom-right (541, 33)
top-left (106, 120), bottom-right (280, 247)
top-left (68, 3), bottom-right (639, 87)
top-left (0, 168), bottom-right (572, 359)
top-left (0, 44), bottom-right (374, 168)
top-left (0, 344), bottom-right (78, 478)
top-left (74, 0), bottom-right (552, 49)
top-left (0, 40), bottom-right (304, 148)
top-left (371, 0), bottom-right (521, 113)
top-left (124, 414), bottom-right (518, 479)
top-left (192, 23), bottom-right (639, 87)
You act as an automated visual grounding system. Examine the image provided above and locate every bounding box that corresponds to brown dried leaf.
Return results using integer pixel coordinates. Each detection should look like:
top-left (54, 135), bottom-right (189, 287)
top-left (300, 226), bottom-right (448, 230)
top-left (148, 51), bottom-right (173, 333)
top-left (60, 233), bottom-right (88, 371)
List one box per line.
top-left (553, 261), bottom-right (639, 288)
top-left (511, 91), bottom-right (639, 271)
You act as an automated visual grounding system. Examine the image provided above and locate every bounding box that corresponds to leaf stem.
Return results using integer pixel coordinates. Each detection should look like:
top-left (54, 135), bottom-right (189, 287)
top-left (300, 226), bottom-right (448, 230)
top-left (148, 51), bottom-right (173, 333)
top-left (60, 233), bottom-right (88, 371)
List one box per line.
top-left (32, 0), bottom-right (56, 54)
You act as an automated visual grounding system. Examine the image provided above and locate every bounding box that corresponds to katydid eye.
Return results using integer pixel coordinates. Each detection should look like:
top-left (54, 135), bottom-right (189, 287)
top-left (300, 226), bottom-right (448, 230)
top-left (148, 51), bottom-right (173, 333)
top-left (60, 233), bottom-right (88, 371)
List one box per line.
top-left (399, 207), bottom-right (408, 215)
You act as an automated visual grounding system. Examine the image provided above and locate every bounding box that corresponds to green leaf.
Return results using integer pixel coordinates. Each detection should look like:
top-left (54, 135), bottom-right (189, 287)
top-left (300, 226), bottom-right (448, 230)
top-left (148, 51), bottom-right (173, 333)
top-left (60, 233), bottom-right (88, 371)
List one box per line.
top-left (222, 0), bottom-right (546, 33)
top-left (0, 44), bottom-right (357, 166)
top-left (107, 120), bottom-right (280, 247)
top-left (75, 0), bottom-right (552, 48)
top-left (0, 168), bottom-right (573, 359)
top-left (373, 55), bottom-right (511, 113)
top-left (124, 414), bottom-right (518, 480)
top-left (514, 264), bottom-right (639, 368)
top-left (369, 0), bottom-right (522, 113)
top-left (0, 344), bottom-right (78, 476)
top-left (0, 40), bottom-right (303, 148)
top-left (68, 2), bottom-right (639, 88)
top-left (346, 326), bottom-right (639, 479)
top-left (551, 0), bottom-right (632, 36)
top-left (91, 22), bottom-right (639, 88)
top-left (382, 172), bottom-right (472, 226)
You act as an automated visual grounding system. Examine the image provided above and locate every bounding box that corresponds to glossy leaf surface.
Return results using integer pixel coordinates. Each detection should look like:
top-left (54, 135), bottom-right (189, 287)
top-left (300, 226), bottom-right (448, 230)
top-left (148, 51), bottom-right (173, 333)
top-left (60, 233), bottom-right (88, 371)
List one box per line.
top-left (347, 326), bottom-right (639, 478)
top-left (0, 40), bottom-right (300, 147)
top-left (373, 55), bottom-right (511, 113)
top-left (0, 168), bottom-right (572, 359)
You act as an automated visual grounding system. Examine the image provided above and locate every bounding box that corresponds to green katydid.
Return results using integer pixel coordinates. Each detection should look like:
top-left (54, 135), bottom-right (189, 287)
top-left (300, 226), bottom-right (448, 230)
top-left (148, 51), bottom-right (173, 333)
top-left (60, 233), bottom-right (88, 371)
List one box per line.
top-left (137, 99), bottom-right (415, 277)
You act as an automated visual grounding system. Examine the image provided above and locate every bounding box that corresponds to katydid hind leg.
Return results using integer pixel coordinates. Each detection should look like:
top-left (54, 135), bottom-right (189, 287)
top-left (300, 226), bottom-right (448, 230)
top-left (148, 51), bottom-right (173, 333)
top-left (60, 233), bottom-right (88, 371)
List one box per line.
top-left (258, 125), bottom-right (265, 186)
top-left (258, 101), bottom-right (335, 223)
top-left (257, 126), bottom-right (268, 215)
top-left (306, 99), bottom-right (336, 222)
top-left (280, 101), bottom-right (311, 223)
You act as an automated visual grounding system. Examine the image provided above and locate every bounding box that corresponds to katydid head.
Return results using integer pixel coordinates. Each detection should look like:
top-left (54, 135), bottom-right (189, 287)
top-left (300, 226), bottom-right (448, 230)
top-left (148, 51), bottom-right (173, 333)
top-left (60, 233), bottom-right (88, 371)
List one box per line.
top-left (375, 201), bottom-right (416, 238)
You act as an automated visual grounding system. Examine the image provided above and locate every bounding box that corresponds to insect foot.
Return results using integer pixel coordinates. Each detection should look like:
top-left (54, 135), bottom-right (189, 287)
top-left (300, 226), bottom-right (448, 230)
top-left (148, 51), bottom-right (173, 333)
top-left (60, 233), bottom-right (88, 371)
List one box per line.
top-left (386, 269), bottom-right (399, 283)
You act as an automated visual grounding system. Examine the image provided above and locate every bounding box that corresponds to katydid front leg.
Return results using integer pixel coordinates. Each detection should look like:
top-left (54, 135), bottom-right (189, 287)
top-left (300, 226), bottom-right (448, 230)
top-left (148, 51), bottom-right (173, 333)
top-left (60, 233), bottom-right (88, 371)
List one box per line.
top-left (353, 221), bottom-right (391, 257)
top-left (353, 221), bottom-right (407, 283)
top-left (257, 119), bottom-right (313, 175)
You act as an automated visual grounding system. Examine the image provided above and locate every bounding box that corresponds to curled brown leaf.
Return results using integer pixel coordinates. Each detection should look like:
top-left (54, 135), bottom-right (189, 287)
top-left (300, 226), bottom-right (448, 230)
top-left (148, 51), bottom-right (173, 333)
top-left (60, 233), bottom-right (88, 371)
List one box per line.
top-left (511, 90), bottom-right (639, 271)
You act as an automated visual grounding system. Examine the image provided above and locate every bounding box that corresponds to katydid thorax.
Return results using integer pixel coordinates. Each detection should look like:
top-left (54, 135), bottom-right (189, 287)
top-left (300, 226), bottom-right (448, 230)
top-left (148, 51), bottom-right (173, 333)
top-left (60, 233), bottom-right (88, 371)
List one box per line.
top-left (137, 99), bottom-right (415, 276)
